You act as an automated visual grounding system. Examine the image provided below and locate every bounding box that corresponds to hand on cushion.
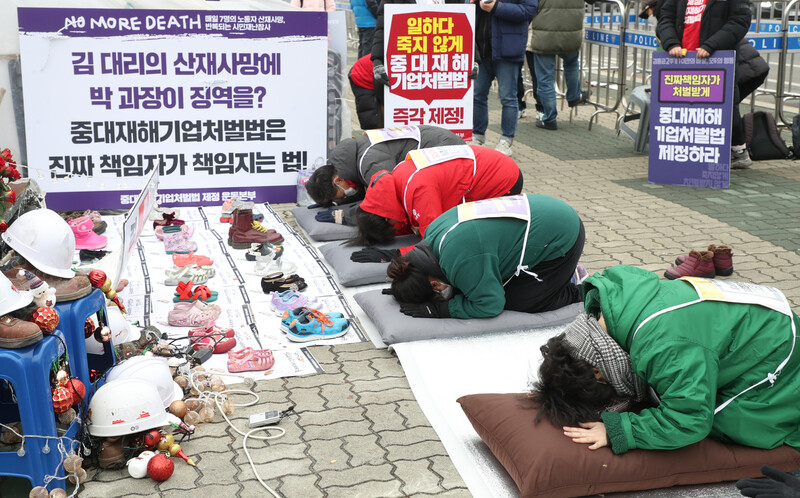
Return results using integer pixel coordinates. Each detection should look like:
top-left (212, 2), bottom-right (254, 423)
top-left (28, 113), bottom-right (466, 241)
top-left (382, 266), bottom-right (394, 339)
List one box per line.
top-left (399, 301), bottom-right (450, 318)
top-left (737, 465), bottom-right (800, 498)
top-left (350, 247), bottom-right (399, 263)
top-left (315, 208), bottom-right (346, 225)
top-left (563, 422), bottom-right (608, 450)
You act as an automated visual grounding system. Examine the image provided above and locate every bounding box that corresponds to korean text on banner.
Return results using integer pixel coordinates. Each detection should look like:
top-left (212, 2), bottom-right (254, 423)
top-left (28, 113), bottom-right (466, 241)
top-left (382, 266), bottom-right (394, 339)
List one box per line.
top-left (17, 8), bottom-right (328, 210)
top-left (383, 5), bottom-right (475, 140)
top-left (648, 51), bottom-right (735, 189)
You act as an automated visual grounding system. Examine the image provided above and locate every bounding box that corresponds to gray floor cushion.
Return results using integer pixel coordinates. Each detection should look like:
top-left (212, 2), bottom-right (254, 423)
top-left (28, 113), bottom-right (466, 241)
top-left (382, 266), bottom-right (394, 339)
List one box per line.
top-left (354, 289), bottom-right (585, 344)
top-left (291, 206), bottom-right (358, 241)
top-left (318, 235), bottom-right (421, 287)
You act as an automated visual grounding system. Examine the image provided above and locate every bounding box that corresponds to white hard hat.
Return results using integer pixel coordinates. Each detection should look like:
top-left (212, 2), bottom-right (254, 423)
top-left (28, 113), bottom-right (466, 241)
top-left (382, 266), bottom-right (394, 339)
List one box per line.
top-left (1, 209), bottom-right (76, 279)
top-left (105, 356), bottom-right (183, 409)
top-left (0, 271), bottom-right (33, 316)
top-left (88, 378), bottom-right (169, 437)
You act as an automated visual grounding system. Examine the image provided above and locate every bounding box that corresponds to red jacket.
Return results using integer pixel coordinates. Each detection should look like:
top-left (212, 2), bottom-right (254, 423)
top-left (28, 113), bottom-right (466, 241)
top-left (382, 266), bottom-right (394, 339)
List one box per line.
top-left (359, 145), bottom-right (520, 238)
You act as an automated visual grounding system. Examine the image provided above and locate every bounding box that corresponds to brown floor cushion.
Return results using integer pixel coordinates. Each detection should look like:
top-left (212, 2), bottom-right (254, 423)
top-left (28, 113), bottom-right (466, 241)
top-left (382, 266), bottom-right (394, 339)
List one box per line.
top-left (458, 393), bottom-right (800, 498)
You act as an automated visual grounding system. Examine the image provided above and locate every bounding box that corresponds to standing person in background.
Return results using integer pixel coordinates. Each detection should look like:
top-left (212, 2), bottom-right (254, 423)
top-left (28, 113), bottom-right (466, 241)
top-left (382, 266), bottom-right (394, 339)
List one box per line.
top-left (351, 0), bottom-right (379, 58)
top-left (656, 0), bottom-right (752, 168)
top-left (529, 0), bottom-right (587, 131)
top-left (291, 0), bottom-right (336, 10)
top-left (472, 0), bottom-right (537, 156)
top-left (349, 55), bottom-right (383, 130)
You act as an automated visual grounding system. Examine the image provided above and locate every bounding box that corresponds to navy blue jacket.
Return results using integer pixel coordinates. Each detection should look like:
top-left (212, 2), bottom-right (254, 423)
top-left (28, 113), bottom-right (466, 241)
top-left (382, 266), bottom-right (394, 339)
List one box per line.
top-left (476, 0), bottom-right (538, 63)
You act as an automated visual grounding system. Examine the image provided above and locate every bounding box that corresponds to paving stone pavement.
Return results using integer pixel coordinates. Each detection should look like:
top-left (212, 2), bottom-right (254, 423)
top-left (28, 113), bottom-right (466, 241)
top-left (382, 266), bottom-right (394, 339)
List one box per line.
top-left (8, 95), bottom-right (798, 497)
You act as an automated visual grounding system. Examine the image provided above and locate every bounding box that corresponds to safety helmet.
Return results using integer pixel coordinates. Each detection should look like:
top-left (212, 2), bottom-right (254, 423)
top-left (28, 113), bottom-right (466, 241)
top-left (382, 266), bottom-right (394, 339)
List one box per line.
top-left (0, 271), bottom-right (33, 316)
top-left (1, 209), bottom-right (76, 279)
top-left (105, 356), bottom-right (183, 409)
top-left (88, 378), bottom-right (169, 437)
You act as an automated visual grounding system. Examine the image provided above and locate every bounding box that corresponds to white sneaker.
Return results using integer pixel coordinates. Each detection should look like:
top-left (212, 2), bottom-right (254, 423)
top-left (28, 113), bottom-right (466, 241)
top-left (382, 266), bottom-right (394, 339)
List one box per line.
top-left (731, 148), bottom-right (752, 169)
top-left (495, 138), bottom-right (513, 156)
top-left (471, 133), bottom-right (486, 146)
top-left (518, 109), bottom-right (527, 119)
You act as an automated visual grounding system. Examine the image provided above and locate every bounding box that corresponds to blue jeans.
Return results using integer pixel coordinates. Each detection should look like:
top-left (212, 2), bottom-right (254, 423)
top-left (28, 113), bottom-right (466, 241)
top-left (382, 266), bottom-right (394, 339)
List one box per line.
top-left (473, 60), bottom-right (521, 139)
top-left (533, 52), bottom-right (581, 123)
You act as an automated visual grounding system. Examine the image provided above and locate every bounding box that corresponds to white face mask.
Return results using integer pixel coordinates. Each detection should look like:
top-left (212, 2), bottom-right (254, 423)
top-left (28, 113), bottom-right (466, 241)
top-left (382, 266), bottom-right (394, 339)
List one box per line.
top-left (337, 183), bottom-right (358, 197)
top-left (434, 283), bottom-right (454, 301)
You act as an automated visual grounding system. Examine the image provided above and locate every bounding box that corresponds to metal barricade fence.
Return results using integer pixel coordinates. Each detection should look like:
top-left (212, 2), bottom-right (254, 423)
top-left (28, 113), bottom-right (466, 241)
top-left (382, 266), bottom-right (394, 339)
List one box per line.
top-left (581, 0), bottom-right (628, 129)
top-left (579, 0), bottom-right (800, 129)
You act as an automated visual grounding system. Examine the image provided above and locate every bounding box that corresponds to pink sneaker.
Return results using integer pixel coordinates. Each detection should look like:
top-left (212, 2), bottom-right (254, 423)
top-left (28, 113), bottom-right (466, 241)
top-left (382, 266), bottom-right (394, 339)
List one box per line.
top-left (167, 301), bottom-right (221, 327)
top-left (69, 216), bottom-right (108, 250)
top-left (155, 225), bottom-right (194, 241)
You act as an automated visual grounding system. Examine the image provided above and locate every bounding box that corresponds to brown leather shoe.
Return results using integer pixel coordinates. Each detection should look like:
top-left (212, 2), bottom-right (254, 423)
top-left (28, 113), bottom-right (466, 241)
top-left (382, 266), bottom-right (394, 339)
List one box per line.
top-left (5, 263), bottom-right (92, 302)
top-left (0, 314), bottom-right (43, 349)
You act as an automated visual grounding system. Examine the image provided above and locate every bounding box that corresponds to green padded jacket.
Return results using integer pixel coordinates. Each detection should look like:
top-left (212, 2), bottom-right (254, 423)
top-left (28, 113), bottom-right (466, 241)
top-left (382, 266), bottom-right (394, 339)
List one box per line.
top-left (582, 265), bottom-right (800, 454)
top-left (423, 194), bottom-right (580, 319)
top-left (529, 0), bottom-right (585, 54)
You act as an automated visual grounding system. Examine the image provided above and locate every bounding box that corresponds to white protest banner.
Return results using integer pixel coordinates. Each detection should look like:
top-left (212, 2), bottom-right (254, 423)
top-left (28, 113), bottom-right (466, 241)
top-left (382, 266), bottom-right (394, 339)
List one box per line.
top-left (383, 4), bottom-right (475, 140)
top-left (17, 8), bottom-right (328, 210)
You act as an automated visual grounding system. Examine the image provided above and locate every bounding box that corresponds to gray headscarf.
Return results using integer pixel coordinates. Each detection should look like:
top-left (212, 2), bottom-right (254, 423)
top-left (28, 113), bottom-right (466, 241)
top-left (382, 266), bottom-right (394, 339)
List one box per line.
top-left (562, 313), bottom-right (649, 410)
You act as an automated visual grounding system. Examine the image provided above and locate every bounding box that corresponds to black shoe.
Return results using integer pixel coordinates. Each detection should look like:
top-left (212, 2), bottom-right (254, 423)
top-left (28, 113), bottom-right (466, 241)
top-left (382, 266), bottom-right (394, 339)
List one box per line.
top-left (261, 274), bottom-right (307, 293)
top-left (568, 89), bottom-right (591, 108)
top-left (535, 119), bottom-right (558, 131)
top-left (80, 249), bottom-right (111, 263)
top-left (92, 220), bottom-right (108, 235)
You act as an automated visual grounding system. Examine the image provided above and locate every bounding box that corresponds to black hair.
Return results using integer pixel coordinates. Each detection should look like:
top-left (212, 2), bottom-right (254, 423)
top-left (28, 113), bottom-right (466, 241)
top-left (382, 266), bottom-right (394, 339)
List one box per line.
top-left (305, 165), bottom-right (339, 207)
top-left (346, 207), bottom-right (397, 247)
top-left (386, 255), bottom-right (435, 304)
top-left (529, 334), bottom-right (617, 426)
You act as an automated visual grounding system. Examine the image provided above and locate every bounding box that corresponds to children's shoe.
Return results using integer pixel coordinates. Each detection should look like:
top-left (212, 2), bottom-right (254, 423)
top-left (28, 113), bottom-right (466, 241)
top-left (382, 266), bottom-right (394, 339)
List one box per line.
top-left (227, 348), bottom-right (274, 372)
top-left (221, 198), bottom-right (265, 223)
top-left (261, 274), bottom-right (307, 293)
top-left (280, 307), bottom-right (342, 333)
top-left (152, 211), bottom-right (185, 229)
top-left (246, 242), bottom-right (280, 262)
top-left (69, 215), bottom-right (108, 250)
top-left (155, 224), bottom-right (194, 241)
top-left (172, 252), bottom-right (213, 268)
top-left (80, 249), bottom-right (111, 263)
top-left (254, 251), bottom-right (296, 277)
top-left (228, 209), bottom-right (273, 249)
top-left (286, 312), bottom-right (350, 342)
top-left (167, 301), bottom-right (220, 327)
top-left (149, 207), bottom-right (181, 220)
top-left (188, 322), bottom-right (236, 354)
top-left (173, 282), bottom-right (218, 303)
top-left (164, 264), bottom-right (215, 286)
top-left (163, 225), bottom-right (198, 255)
top-left (664, 250), bottom-right (715, 280)
top-left (270, 290), bottom-right (314, 314)
top-left (220, 197), bottom-right (237, 223)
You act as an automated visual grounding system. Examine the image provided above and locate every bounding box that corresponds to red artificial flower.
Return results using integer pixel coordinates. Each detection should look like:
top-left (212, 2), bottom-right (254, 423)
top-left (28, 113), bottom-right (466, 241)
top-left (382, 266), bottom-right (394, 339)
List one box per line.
top-left (0, 148), bottom-right (12, 162)
top-left (0, 222), bottom-right (7, 233)
top-left (4, 168), bottom-right (20, 182)
top-left (0, 157), bottom-right (5, 169)
top-left (3, 190), bottom-right (16, 204)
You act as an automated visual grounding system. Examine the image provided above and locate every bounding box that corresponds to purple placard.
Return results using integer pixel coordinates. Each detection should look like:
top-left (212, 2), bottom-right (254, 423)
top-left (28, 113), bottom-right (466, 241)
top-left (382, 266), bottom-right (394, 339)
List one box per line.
top-left (17, 8), bottom-right (326, 38)
top-left (45, 185), bottom-right (296, 210)
top-left (648, 50), bottom-right (735, 189)
top-left (658, 70), bottom-right (726, 103)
